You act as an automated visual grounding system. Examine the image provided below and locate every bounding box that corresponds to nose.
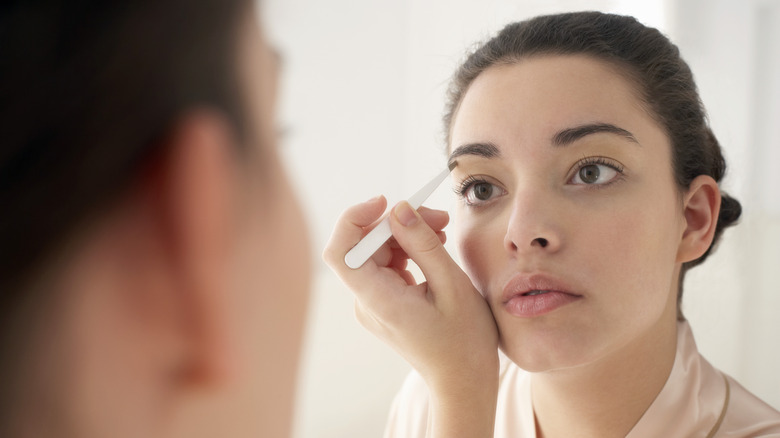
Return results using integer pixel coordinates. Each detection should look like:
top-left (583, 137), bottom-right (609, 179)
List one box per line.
top-left (503, 192), bottom-right (562, 255)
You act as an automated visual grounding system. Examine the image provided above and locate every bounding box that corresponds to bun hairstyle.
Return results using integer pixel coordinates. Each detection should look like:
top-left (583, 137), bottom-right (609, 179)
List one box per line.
top-left (443, 11), bottom-right (741, 318)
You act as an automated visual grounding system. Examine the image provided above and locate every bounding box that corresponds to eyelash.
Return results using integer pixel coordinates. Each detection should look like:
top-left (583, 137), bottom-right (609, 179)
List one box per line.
top-left (454, 174), bottom-right (488, 198)
top-left (570, 156), bottom-right (625, 186)
top-left (453, 155), bottom-right (625, 206)
top-left (455, 157), bottom-right (624, 196)
top-left (574, 156), bottom-right (623, 172)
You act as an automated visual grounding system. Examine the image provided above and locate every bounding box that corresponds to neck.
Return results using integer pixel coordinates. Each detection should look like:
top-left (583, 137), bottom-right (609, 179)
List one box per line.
top-left (530, 316), bottom-right (679, 438)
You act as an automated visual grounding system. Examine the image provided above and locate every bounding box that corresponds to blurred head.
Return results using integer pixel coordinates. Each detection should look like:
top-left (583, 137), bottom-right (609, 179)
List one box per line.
top-left (0, 1), bottom-right (310, 437)
top-left (443, 12), bottom-right (735, 372)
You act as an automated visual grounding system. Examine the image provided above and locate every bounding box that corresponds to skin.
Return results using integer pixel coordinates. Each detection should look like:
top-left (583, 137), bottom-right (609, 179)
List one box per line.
top-left (324, 196), bottom-right (500, 438)
top-left (13, 8), bottom-right (311, 438)
top-left (451, 56), bottom-right (684, 374)
top-left (448, 55), bottom-right (719, 437)
top-left (326, 54), bottom-right (719, 438)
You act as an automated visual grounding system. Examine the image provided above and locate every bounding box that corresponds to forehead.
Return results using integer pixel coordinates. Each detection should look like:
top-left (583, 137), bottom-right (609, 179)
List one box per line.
top-left (450, 55), bottom-right (656, 149)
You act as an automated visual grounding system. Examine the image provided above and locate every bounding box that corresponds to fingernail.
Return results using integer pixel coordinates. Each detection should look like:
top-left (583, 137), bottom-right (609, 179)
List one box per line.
top-left (364, 195), bottom-right (382, 204)
top-left (394, 201), bottom-right (418, 227)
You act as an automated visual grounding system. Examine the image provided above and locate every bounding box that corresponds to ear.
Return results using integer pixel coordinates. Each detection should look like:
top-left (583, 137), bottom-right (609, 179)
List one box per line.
top-left (676, 175), bottom-right (721, 264)
top-left (146, 109), bottom-right (239, 387)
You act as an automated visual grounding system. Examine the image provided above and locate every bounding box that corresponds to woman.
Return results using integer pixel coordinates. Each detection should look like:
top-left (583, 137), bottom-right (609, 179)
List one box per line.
top-left (324, 12), bottom-right (780, 437)
top-left (0, 0), bottom-right (309, 437)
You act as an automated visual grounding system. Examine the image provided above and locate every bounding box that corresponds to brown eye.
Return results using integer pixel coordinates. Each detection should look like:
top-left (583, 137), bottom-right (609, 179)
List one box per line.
top-left (570, 159), bottom-right (622, 186)
top-left (473, 182), bottom-right (493, 200)
top-left (578, 165), bottom-right (600, 184)
top-left (459, 179), bottom-right (504, 206)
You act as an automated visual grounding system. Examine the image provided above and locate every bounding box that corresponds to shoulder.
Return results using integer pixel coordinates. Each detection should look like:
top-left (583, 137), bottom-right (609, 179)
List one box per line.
top-left (718, 373), bottom-right (780, 436)
top-left (683, 323), bottom-right (780, 436)
top-left (684, 322), bottom-right (780, 436)
top-left (631, 321), bottom-right (780, 437)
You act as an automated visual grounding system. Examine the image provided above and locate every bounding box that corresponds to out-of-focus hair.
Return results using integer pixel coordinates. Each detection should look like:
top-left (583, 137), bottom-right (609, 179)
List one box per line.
top-left (0, 0), bottom-right (251, 428)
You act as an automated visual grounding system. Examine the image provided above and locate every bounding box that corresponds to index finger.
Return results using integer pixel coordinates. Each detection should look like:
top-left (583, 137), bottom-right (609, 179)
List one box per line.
top-left (322, 195), bottom-right (387, 268)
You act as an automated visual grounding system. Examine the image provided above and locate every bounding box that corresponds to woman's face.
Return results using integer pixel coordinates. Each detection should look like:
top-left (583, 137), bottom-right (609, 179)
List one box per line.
top-left (449, 55), bottom-right (685, 372)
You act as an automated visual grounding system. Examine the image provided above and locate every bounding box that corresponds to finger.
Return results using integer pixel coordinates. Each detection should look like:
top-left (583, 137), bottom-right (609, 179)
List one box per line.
top-left (398, 269), bottom-right (416, 286)
top-left (388, 239), bottom-right (448, 271)
top-left (370, 242), bottom-right (394, 267)
top-left (385, 208), bottom-right (447, 251)
top-left (436, 231), bottom-right (447, 245)
top-left (418, 207), bottom-right (450, 232)
top-left (344, 195), bottom-right (387, 228)
top-left (390, 248), bottom-right (409, 271)
top-left (388, 201), bottom-right (463, 291)
top-left (388, 230), bottom-right (445, 250)
top-left (323, 195), bottom-right (387, 267)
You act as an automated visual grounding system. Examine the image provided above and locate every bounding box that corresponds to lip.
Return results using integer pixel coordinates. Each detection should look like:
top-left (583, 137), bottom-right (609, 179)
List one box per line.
top-left (501, 273), bottom-right (582, 318)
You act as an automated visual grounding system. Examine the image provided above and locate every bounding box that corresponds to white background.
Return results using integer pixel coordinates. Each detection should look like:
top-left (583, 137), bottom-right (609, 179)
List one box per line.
top-left (260, 1), bottom-right (780, 436)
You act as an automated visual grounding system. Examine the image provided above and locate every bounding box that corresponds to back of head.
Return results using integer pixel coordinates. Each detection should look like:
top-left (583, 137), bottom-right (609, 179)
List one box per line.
top-left (0, 0), bottom-right (249, 294)
top-left (0, 0), bottom-right (249, 431)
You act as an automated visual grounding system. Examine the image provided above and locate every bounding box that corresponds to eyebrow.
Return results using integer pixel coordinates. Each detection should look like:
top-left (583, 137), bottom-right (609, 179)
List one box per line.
top-left (552, 123), bottom-right (639, 147)
top-left (447, 142), bottom-right (501, 166)
top-left (447, 123), bottom-right (638, 165)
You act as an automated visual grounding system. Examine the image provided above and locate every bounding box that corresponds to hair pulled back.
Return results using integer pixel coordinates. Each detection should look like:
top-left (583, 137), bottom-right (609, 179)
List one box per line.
top-left (443, 11), bottom-right (741, 317)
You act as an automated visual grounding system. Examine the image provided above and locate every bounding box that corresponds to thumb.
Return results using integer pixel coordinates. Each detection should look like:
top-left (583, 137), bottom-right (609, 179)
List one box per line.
top-left (389, 201), bottom-right (460, 286)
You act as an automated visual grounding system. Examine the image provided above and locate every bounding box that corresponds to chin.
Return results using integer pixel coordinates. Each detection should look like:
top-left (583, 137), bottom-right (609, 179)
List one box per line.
top-left (497, 323), bottom-right (605, 373)
top-left (502, 346), bottom-right (599, 374)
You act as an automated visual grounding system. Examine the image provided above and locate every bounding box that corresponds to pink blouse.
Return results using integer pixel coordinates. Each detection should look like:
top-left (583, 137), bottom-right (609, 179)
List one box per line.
top-left (384, 321), bottom-right (780, 437)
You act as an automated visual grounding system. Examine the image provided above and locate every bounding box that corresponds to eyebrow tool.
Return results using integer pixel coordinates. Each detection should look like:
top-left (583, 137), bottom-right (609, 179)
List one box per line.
top-left (345, 160), bottom-right (458, 269)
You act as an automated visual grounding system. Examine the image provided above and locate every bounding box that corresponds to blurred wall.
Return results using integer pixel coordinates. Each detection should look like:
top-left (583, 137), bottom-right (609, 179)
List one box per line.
top-left (261, 1), bottom-right (780, 436)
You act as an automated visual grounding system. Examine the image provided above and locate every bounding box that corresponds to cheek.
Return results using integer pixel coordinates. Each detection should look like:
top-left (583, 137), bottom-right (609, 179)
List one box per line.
top-left (237, 178), bottom-right (310, 329)
top-left (457, 232), bottom-right (485, 292)
top-left (578, 196), bottom-right (682, 309)
top-left (455, 212), bottom-right (505, 295)
top-left (229, 152), bottom-right (312, 366)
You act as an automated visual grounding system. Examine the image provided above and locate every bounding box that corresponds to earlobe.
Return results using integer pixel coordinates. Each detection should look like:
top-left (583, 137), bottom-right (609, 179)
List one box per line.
top-left (676, 175), bottom-right (721, 264)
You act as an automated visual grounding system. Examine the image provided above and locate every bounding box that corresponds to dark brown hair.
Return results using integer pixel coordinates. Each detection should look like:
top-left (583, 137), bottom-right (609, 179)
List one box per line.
top-left (0, 0), bottom-right (251, 429)
top-left (444, 11), bottom-right (741, 319)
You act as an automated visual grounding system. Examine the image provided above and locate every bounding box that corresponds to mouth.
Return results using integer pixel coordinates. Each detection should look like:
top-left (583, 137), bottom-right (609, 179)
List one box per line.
top-left (522, 290), bottom-right (551, 297)
top-left (502, 273), bottom-right (579, 302)
top-left (501, 274), bottom-right (582, 317)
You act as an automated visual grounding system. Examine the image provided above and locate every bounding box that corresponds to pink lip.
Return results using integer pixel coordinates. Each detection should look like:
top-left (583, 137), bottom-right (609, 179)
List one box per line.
top-left (501, 273), bottom-right (582, 318)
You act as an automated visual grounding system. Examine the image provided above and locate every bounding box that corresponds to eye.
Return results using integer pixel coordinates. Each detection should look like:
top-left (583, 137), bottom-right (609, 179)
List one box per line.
top-left (456, 176), bottom-right (505, 206)
top-left (569, 158), bottom-right (624, 186)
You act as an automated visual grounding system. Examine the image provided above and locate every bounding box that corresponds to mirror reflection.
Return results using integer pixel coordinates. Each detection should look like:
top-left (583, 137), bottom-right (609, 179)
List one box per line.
top-left (271, 1), bottom-right (780, 436)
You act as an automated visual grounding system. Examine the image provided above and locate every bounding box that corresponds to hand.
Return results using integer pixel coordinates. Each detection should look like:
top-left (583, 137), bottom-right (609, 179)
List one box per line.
top-left (323, 195), bottom-right (499, 437)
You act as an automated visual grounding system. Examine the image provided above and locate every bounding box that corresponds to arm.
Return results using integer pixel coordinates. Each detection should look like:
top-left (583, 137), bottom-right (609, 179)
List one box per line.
top-left (323, 196), bottom-right (499, 438)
